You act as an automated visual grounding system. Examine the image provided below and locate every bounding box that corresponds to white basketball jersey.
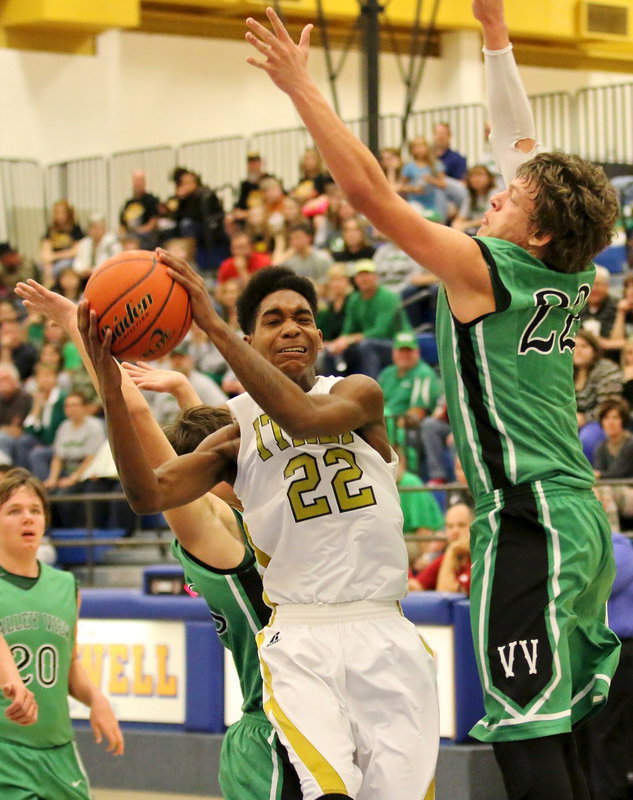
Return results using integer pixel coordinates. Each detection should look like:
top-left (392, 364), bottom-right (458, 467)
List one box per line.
top-left (227, 375), bottom-right (408, 605)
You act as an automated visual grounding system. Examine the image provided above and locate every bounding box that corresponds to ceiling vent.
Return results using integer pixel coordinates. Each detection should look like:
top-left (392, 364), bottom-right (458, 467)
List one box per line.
top-left (578, 2), bottom-right (629, 38)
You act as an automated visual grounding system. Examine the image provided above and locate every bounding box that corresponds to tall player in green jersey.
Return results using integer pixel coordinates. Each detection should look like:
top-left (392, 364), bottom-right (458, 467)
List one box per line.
top-left (240, 1), bottom-right (621, 798)
top-left (0, 468), bottom-right (123, 800)
top-left (15, 279), bottom-right (302, 800)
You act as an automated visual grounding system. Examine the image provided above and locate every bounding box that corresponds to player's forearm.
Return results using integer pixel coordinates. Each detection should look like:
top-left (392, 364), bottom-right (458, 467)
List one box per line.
top-left (285, 79), bottom-right (393, 218)
top-left (484, 43), bottom-right (536, 186)
top-left (129, 403), bottom-right (177, 468)
top-left (101, 385), bottom-right (163, 509)
top-left (0, 635), bottom-right (20, 685)
top-left (171, 377), bottom-right (203, 410)
top-left (68, 658), bottom-right (101, 707)
top-left (102, 383), bottom-right (226, 511)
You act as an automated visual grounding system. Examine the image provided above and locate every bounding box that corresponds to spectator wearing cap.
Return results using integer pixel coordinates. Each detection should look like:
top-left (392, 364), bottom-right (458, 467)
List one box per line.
top-left (119, 169), bottom-right (160, 250)
top-left (217, 232), bottom-right (272, 287)
top-left (280, 222), bottom-right (333, 289)
top-left (234, 152), bottom-right (273, 221)
top-left (379, 331), bottom-right (440, 426)
top-left (379, 331), bottom-right (440, 477)
top-left (323, 260), bottom-right (411, 379)
top-left (149, 344), bottom-right (228, 426)
top-left (73, 214), bottom-right (122, 278)
top-left (0, 243), bottom-right (39, 309)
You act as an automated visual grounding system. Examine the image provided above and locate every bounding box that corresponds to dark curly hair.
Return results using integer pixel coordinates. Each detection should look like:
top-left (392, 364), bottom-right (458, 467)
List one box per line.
top-left (236, 267), bottom-right (318, 335)
top-left (516, 152), bottom-right (619, 273)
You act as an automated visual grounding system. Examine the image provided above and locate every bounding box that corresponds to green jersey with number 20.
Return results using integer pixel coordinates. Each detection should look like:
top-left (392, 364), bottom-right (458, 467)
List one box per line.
top-left (0, 564), bottom-right (77, 748)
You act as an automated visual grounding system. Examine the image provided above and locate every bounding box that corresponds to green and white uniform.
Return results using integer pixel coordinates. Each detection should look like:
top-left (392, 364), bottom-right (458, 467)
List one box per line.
top-left (0, 563), bottom-right (91, 800)
top-left (436, 236), bottom-right (620, 742)
top-left (171, 516), bottom-right (301, 800)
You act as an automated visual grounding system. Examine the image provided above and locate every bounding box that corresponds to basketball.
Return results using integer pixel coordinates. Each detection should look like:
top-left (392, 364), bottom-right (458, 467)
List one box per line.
top-left (83, 250), bottom-right (192, 361)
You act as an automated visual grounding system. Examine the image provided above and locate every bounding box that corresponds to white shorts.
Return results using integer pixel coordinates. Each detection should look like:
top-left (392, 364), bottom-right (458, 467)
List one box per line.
top-left (256, 600), bottom-right (439, 800)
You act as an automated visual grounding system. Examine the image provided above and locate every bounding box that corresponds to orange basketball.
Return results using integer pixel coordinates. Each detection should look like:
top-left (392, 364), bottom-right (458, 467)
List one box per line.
top-left (83, 250), bottom-right (192, 361)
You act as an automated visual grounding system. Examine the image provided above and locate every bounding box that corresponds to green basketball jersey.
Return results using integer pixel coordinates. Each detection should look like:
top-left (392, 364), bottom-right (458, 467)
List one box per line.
top-left (171, 512), bottom-right (271, 716)
top-left (0, 563), bottom-right (77, 748)
top-left (436, 237), bottom-right (595, 501)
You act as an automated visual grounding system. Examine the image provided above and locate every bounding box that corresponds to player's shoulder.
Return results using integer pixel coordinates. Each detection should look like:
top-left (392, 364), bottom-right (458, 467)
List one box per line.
top-left (330, 373), bottom-right (382, 397)
top-left (330, 374), bottom-right (385, 416)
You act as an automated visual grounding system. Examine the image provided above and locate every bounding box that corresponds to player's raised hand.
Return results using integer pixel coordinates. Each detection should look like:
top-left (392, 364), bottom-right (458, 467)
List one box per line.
top-left (3, 681), bottom-right (38, 726)
top-left (245, 8), bottom-right (313, 95)
top-left (472, 0), bottom-right (505, 25)
top-left (15, 279), bottom-right (76, 331)
top-left (121, 361), bottom-right (188, 395)
top-left (77, 301), bottom-right (122, 395)
top-left (157, 248), bottom-right (219, 335)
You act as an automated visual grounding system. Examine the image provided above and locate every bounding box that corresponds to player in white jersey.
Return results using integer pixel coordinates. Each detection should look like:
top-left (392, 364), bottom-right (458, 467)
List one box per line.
top-left (77, 264), bottom-right (439, 800)
top-left (229, 372), bottom-right (407, 605)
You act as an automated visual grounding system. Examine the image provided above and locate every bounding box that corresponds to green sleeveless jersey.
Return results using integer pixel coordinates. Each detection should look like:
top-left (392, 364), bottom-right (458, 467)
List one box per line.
top-left (171, 511), bottom-right (271, 717)
top-left (436, 237), bottom-right (595, 502)
top-left (0, 563), bottom-right (77, 748)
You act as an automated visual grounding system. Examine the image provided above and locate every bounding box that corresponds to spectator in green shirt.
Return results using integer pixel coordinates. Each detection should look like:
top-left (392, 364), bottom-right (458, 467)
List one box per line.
top-left (395, 446), bottom-right (444, 566)
top-left (379, 331), bottom-right (440, 422)
top-left (380, 331), bottom-right (440, 476)
top-left (323, 259), bottom-right (411, 378)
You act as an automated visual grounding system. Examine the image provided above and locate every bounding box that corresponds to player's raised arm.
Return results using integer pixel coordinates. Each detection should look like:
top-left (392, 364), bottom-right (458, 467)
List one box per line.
top-left (16, 280), bottom-right (243, 559)
top-left (474, 0), bottom-right (537, 185)
top-left (244, 9), bottom-right (492, 310)
top-left (76, 301), bottom-right (234, 513)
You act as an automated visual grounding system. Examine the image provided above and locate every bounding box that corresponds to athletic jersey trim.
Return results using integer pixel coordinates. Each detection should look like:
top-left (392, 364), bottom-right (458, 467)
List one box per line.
top-left (449, 238), bottom-right (512, 330)
top-left (0, 736), bottom-right (74, 751)
top-left (180, 543), bottom-right (255, 576)
top-left (454, 321), bottom-right (512, 490)
top-left (0, 564), bottom-right (41, 590)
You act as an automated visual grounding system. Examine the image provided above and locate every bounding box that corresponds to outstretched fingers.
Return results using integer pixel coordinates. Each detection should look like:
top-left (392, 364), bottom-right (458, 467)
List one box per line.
top-left (246, 14), bottom-right (278, 45)
top-left (298, 23), bottom-right (313, 49)
top-left (265, 7), bottom-right (294, 43)
top-left (245, 30), bottom-right (272, 58)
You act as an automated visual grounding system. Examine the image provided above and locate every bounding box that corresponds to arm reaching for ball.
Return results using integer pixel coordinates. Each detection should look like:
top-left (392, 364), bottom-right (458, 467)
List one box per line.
top-left (16, 280), bottom-right (243, 564)
top-left (75, 300), bottom-right (237, 513)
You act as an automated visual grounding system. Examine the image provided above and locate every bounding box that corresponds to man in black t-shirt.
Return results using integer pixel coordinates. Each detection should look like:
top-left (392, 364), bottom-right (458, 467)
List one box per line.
top-left (119, 170), bottom-right (160, 250)
top-left (234, 152), bottom-right (273, 221)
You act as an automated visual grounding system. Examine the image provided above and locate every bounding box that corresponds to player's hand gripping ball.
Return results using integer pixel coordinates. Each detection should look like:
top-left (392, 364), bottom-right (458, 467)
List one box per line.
top-left (83, 250), bottom-right (193, 360)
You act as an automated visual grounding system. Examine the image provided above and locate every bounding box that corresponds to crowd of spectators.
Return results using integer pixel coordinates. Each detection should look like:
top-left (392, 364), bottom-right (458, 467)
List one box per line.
top-left (0, 130), bottom-right (632, 565)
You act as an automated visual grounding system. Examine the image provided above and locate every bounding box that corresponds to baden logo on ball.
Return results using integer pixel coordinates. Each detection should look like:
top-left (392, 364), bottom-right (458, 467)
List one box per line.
top-left (83, 250), bottom-right (192, 361)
